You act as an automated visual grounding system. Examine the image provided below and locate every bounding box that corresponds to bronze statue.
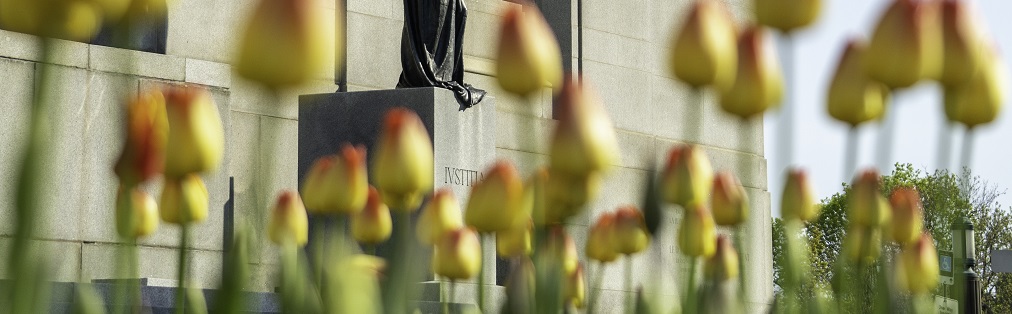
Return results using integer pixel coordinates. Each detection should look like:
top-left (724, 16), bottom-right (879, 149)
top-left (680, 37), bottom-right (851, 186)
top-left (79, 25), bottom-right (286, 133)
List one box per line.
top-left (398, 0), bottom-right (486, 109)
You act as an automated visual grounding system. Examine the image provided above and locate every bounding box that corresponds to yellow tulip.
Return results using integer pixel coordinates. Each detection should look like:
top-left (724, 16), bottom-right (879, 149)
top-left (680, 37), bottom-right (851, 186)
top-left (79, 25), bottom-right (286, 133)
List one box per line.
top-left (496, 219), bottom-right (532, 258)
top-left (754, 0), bottom-right (821, 33)
top-left (416, 188), bottom-right (463, 245)
top-left (661, 144), bottom-right (713, 208)
top-left (495, 4), bottom-right (562, 96)
top-left (843, 226), bottom-right (882, 265)
top-left (373, 108), bottom-right (433, 211)
top-left (465, 161), bottom-right (525, 233)
top-left (544, 169), bottom-right (601, 224)
top-left (826, 39), bottom-right (890, 126)
top-left (944, 46), bottom-right (1007, 129)
top-left (236, 0), bottom-right (330, 88)
top-left (781, 168), bottom-right (819, 222)
top-left (720, 26), bottom-right (784, 119)
top-left (301, 144), bottom-right (369, 215)
top-left (114, 89), bottom-right (168, 187)
top-left (896, 233), bottom-right (940, 294)
top-left (432, 227), bottom-right (482, 280)
top-left (351, 187), bottom-right (392, 245)
top-left (268, 190), bottom-right (309, 247)
top-left (550, 79), bottom-right (619, 177)
top-left (586, 213), bottom-right (618, 263)
top-left (678, 204), bottom-right (717, 257)
top-left (612, 206), bottom-right (650, 255)
top-left (711, 171), bottom-right (749, 226)
top-left (849, 169), bottom-right (891, 228)
top-left (865, 0), bottom-right (942, 89)
top-left (670, 0), bottom-right (738, 90)
top-left (547, 228), bottom-right (579, 275)
top-left (888, 187), bottom-right (924, 246)
top-left (90, 0), bottom-right (130, 23)
top-left (115, 186), bottom-right (159, 238)
top-left (163, 86), bottom-right (224, 177)
top-left (564, 263), bottom-right (586, 309)
top-left (0, 0), bottom-right (103, 41)
top-left (159, 174), bottom-right (208, 224)
top-left (704, 235), bottom-right (739, 281)
top-left (938, 0), bottom-right (987, 87)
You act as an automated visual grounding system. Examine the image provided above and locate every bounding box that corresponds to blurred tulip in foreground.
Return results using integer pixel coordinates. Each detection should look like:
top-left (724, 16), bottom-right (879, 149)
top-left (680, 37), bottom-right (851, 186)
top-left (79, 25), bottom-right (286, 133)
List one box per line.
top-left (944, 47), bottom-right (1007, 129)
top-left (163, 86), bottom-right (224, 177)
top-left (719, 26), bottom-right (784, 119)
top-left (159, 174), bottom-right (209, 224)
top-left (843, 226), bottom-right (883, 265)
top-left (671, 0), bottom-right (738, 90)
top-left (781, 169), bottom-right (819, 222)
top-left (586, 213), bottom-right (618, 263)
top-left (416, 188), bottom-right (463, 245)
top-left (0, 0), bottom-right (103, 41)
top-left (547, 228), bottom-right (580, 275)
top-left (888, 188), bottom-right (924, 246)
top-left (661, 145), bottom-right (713, 208)
top-left (864, 0), bottom-right (942, 89)
top-left (565, 263), bottom-right (586, 309)
top-left (114, 90), bottom-right (168, 186)
top-left (754, 0), bottom-right (821, 33)
top-left (352, 187), bottom-right (392, 245)
top-left (495, 4), bottom-right (562, 97)
top-left (116, 187), bottom-right (159, 238)
top-left (679, 204), bottom-right (717, 257)
top-left (544, 169), bottom-right (600, 224)
top-left (373, 108), bottom-right (433, 210)
top-left (896, 233), bottom-right (940, 294)
top-left (849, 169), bottom-right (891, 228)
top-left (301, 144), bottom-right (368, 215)
top-left (268, 190), bottom-right (309, 247)
top-left (826, 39), bottom-right (890, 126)
top-left (704, 236), bottom-right (739, 281)
top-left (550, 79), bottom-right (619, 176)
top-left (711, 172), bottom-right (749, 226)
top-left (496, 219), bottom-right (532, 258)
top-left (236, 0), bottom-right (330, 88)
top-left (612, 206), bottom-right (650, 255)
top-left (938, 0), bottom-right (987, 87)
top-left (432, 228), bottom-right (482, 280)
top-left (466, 161), bottom-right (526, 233)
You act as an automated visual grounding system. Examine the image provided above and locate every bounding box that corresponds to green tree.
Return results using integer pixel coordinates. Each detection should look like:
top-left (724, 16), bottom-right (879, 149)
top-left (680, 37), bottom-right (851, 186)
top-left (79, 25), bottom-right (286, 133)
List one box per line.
top-left (771, 163), bottom-right (1012, 311)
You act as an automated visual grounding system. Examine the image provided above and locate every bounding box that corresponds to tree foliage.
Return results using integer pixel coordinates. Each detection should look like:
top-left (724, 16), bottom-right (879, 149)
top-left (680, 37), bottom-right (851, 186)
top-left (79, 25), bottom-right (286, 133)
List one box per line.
top-left (772, 163), bottom-right (1012, 311)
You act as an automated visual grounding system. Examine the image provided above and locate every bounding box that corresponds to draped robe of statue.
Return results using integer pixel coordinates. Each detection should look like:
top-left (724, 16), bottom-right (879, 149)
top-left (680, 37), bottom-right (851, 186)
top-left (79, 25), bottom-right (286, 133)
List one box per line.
top-left (398, 0), bottom-right (486, 109)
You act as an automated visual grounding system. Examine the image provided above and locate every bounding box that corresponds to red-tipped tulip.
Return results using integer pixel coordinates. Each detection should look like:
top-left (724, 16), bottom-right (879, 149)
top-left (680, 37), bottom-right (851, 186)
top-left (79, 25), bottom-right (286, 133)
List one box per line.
top-left (495, 4), bottom-right (563, 96)
top-left (416, 188), bottom-right (463, 245)
top-left (301, 144), bottom-right (369, 215)
top-left (465, 161), bottom-right (526, 233)
top-left (888, 188), bottom-right (924, 246)
top-left (864, 0), bottom-right (942, 89)
top-left (159, 174), bottom-right (209, 224)
top-left (236, 0), bottom-right (331, 88)
top-left (896, 233), bottom-right (940, 294)
top-left (268, 190), bottom-right (309, 247)
top-left (754, 0), bottom-right (821, 33)
top-left (373, 108), bottom-right (433, 210)
top-left (704, 236), bottom-right (739, 281)
top-left (938, 0), bottom-right (987, 87)
top-left (547, 228), bottom-right (579, 275)
top-left (679, 204), bottom-right (717, 257)
top-left (163, 86), bottom-right (224, 177)
top-left (586, 213), bottom-right (618, 263)
top-left (670, 0), bottom-right (738, 90)
top-left (719, 26), bottom-right (784, 119)
top-left (612, 206), bottom-right (650, 255)
top-left (661, 145), bottom-right (713, 207)
top-left (351, 187), bottom-right (392, 245)
top-left (550, 79), bottom-right (619, 176)
top-left (827, 39), bottom-right (890, 126)
top-left (849, 169), bottom-right (891, 228)
top-left (432, 227), bottom-right (482, 280)
top-left (114, 90), bottom-right (168, 186)
top-left (711, 172), bottom-right (749, 226)
top-left (781, 169), bottom-right (819, 222)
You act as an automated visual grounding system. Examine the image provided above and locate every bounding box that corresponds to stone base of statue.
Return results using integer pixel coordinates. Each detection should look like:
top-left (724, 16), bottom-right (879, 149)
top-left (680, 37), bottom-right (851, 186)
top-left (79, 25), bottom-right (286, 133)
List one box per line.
top-left (298, 87), bottom-right (499, 307)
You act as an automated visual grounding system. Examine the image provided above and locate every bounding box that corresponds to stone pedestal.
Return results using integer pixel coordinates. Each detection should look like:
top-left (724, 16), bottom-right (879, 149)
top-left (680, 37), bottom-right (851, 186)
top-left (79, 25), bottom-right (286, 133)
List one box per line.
top-left (298, 88), bottom-right (499, 305)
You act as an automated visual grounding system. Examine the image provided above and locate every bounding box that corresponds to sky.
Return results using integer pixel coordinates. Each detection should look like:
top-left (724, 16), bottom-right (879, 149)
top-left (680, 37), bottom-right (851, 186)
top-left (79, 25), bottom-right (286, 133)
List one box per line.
top-left (764, 0), bottom-right (1012, 217)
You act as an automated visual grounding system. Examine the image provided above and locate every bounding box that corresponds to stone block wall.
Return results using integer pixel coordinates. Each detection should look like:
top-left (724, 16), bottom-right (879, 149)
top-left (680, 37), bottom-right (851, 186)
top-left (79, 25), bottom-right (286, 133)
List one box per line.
top-left (0, 0), bottom-right (772, 312)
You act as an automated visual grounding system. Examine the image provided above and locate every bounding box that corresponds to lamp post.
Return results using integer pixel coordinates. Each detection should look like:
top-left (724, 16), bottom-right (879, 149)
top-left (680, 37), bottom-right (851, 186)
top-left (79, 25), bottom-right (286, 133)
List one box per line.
top-left (953, 217), bottom-right (981, 314)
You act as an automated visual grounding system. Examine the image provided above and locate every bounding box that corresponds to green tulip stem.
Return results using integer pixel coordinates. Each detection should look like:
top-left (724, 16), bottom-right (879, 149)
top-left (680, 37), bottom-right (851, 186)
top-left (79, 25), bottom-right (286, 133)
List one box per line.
top-left (176, 222), bottom-right (190, 314)
top-left (477, 234), bottom-right (486, 313)
top-left (588, 262), bottom-right (604, 314)
top-left (625, 256), bottom-right (634, 314)
top-left (441, 278), bottom-right (448, 314)
top-left (936, 122), bottom-right (953, 171)
top-left (844, 126), bottom-right (859, 180)
top-left (313, 217), bottom-right (326, 289)
top-left (735, 226), bottom-right (748, 307)
top-left (685, 256), bottom-right (698, 314)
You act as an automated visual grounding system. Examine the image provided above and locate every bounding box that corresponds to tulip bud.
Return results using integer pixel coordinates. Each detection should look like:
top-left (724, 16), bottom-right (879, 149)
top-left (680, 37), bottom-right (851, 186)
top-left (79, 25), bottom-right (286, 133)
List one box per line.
top-left (116, 186), bottom-right (159, 238)
top-left (849, 169), bottom-right (891, 228)
top-left (236, 0), bottom-right (330, 88)
top-left (351, 187), bottom-right (392, 245)
top-left (301, 144), bottom-right (369, 215)
top-left (612, 206), bottom-right (650, 255)
top-left (497, 219), bottom-right (532, 258)
top-left (661, 145), bottom-right (713, 208)
top-left (586, 213), bottom-right (619, 263)
top-left (719, 26), bottom-right (784, 119)
top-left (711, 172), bottom-right (749, 226)
top-left (937, 0), bottom-right (987, 87)
top-left (843, 226), bottom-right (883, 264)
top-left (704, 236), bottom-right (739, 281)
top-left (564, 263), bottom-right (587, 309)
top-left (826, 39), bottom-right (890, 126)
top-left (781, 169), bottom-right (819, 222)
top-left (754, 0), bottom-right (821, 33)
top-left (324, 254), bottom-right (385, 313)
top-left (547, 228), bottom-right (580, 275)
top-left (944, 46), bottom-right (1007, 129)
top-left (670, 0), bottom-right (738, 90)
top-left (373, 108), bottom-right (433, 211)
top-left (432, 228), bottom-right (482, 280)
top-left (544, 169), bottom-right (601, 224)
top-left (0, 0), bottom-right (103, 41)
top-left (465, 161), bottom-right (526, 233)
top-left (896, 233), bottom-right (940, 294)
top-left (114, 90), bottom-right (169, 186)
top-left (678, 204), bottom-right (717, 257)
top-left (888, 188), bottom-right (924, 246)
top-left (865, 0), bottom-right (942, 89)
top-left (163, 87), bottom-right (224, 177)
top-left (495, 4), bottom-right (563, 96)
top-left (159, 174), bottom-right (209, 224)
top-left (416, 188), bottom-right (463, 245)
top-left (550, 79), bottom-right (619, 176)
top-left (268, 190), bottom-right (309, 247)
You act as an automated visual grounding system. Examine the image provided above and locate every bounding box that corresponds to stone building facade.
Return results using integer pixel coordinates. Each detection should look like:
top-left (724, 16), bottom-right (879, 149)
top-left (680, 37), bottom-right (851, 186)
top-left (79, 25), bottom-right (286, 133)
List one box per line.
top-left (0, 0), bottom-right (771, 312)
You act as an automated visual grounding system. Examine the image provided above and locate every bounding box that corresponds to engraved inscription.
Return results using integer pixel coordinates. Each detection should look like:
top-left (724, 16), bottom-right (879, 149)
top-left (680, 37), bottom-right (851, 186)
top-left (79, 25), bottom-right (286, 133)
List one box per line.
top-left (444, 167), bottom-right (484, 187)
